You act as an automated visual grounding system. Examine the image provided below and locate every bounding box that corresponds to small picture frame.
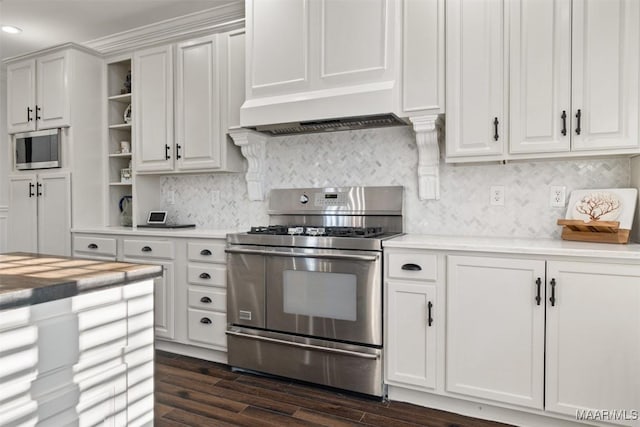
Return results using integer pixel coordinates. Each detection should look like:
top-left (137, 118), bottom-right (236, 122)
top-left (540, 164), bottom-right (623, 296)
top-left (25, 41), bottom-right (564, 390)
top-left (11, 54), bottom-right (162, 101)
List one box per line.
top-left (147, 210), bottom-right (167, 224)
top-left (120, 168), bottom-right (132, 183)
top-left (124, 104), bottom-right (132, 124)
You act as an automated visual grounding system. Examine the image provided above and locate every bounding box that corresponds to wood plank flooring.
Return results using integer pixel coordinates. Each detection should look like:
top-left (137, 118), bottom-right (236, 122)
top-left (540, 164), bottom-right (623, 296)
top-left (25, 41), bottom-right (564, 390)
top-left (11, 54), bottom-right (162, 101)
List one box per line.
top-left (155, 351), bottom-right (514, 427)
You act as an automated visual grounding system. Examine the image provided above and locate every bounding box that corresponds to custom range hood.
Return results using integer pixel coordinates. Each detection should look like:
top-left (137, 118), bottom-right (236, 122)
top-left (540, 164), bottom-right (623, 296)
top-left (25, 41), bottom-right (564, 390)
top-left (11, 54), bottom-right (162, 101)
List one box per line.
top-left (230, 0), bottom-right (445, 200)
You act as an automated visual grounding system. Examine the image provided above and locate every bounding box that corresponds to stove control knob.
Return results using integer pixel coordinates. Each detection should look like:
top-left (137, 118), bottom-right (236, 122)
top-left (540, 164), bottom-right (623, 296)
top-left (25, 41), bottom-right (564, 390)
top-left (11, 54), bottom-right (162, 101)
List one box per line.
top-left (299, 194), bottom-right (309, 204)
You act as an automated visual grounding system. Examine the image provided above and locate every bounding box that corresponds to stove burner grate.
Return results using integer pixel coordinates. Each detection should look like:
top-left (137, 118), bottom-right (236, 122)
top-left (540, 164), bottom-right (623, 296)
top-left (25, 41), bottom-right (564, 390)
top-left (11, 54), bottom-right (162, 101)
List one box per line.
top-left (247, 225), bottom-right (385, 238)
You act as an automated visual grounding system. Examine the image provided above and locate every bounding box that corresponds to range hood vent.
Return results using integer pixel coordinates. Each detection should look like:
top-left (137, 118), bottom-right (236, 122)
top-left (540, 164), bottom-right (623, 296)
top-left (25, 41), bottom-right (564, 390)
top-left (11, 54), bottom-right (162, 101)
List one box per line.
top-left (253, 114), bottom-right (407, 136)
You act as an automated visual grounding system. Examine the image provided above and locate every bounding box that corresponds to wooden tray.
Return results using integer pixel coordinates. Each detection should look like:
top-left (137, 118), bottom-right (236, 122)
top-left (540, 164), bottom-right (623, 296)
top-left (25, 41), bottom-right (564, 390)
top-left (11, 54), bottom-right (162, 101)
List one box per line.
top-left (557, 219), bottom-right (630, 244)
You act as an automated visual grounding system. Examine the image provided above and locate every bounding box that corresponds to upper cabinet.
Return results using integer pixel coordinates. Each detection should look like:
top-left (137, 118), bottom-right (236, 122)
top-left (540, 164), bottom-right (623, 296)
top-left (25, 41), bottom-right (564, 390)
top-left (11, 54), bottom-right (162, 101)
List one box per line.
top-left (241, 0), bottom-right (444, 127)
top-left (510, 0), bottom-right (639, 155)
top-left (7, 50), bottom-right (70, 133)
top-left (446, 0), bottom-right (640, 162)
top-left (445, 0), bottom-right (505, 158)
top-left (134, 30), bottom-right (244, 174)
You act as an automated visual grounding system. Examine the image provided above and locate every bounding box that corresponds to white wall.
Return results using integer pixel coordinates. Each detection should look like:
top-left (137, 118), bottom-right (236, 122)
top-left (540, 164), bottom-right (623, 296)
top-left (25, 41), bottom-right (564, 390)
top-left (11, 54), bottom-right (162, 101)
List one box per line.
top-left (160, 126), bottom-right (631, 239)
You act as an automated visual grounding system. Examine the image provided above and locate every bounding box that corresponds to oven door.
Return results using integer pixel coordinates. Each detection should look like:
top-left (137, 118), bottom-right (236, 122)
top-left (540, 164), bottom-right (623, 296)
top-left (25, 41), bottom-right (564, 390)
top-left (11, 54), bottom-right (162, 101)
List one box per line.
top-left (264, 247), bottom-right (382, 346)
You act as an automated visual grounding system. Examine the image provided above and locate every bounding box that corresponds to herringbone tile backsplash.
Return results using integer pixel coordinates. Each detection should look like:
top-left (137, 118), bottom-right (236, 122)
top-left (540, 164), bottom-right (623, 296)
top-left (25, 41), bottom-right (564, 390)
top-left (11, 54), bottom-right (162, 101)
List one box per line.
top-left (161, 126), bottom-right (631, 239)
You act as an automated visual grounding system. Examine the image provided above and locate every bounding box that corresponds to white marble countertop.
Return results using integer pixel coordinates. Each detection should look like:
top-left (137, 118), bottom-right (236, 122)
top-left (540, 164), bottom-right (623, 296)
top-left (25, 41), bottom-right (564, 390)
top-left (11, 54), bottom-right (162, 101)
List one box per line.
top-left (71, 226), bottom-right (239, 239)
top-left (383, 234), bottom-right (640, 261)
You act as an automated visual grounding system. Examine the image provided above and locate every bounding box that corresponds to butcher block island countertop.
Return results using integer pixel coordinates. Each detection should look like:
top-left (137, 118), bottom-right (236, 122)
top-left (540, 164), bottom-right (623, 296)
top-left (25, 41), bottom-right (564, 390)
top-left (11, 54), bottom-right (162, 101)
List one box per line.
top-left (0, 253), bottom-right (162, 426)
top-left (0, 252), bottom-right (162, 310)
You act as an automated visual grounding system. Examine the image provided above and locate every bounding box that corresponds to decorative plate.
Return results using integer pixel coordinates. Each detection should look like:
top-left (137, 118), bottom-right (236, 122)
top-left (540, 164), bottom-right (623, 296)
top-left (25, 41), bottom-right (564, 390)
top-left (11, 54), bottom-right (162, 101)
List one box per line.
top-left (571, 191), bottom-right (622, 222)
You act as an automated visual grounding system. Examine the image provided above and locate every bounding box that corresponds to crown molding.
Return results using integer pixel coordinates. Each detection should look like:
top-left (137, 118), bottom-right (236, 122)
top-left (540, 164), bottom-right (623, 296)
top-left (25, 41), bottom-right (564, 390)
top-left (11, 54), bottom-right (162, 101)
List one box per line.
top-left (3, 42), bottom-right (101, 63)
top-left (84, 1), bottom-right (245, 55)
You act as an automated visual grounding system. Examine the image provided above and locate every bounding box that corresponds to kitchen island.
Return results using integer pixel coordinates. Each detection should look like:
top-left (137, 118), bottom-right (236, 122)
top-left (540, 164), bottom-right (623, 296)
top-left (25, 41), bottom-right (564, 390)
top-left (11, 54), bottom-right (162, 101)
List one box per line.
top-left (0, 253), bottom-right (162, 426)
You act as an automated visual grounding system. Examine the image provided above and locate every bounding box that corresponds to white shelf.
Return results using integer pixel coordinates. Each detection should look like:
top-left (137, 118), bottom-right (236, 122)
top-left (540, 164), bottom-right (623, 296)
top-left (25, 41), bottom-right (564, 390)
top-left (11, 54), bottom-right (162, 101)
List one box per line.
top-left (109, 182), bottom-right (132, 186)
top-left (108, 93), bottom-right (132, 103)
top-left (109, 152), bottom-right (132, 158)
top-left (109, 123), bottom-right (132, 130)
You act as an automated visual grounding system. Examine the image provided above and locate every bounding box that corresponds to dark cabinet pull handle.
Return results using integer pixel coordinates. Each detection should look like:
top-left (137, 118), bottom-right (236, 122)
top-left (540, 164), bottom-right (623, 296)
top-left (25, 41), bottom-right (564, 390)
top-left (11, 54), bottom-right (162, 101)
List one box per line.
top-left (28, 182), bottom-right (35, 197)
top-left (35, 105), bottom-right (41, 121)
top-left (27, 106), bottom-right (33, 122)
top-left (141, 246), bottom-right (152, 252)
top-left (176, 144), bottom-right (182, 159)
top-left (36, 182), bottom-right (42, 197)
top-left (164, 144), bottom-right (171, 160)
top-left (549, 278), bottom-right (556, 306)
top-left (561, 111), bottom-right (567, 136)
top-left (199, 272), bottom-right (211, 279)
top-left (535, 277), bottom-right (542, 305)
top-left (427, 301), bottom-right (433, 327)
top-left (401, 263), bottom-right (422, 271)
top-left (88, 243), bottom-right (98, 249)
top-left (200, 249), bottom-right (212, 256)
top-left (575, 109), bottom-right (582, 135)
top-left (200, 317), bottom-right (212, 324)
top-left (200, 296), bottom-right (212, 304)
top-left (493, 117), bottom-right (499, 141)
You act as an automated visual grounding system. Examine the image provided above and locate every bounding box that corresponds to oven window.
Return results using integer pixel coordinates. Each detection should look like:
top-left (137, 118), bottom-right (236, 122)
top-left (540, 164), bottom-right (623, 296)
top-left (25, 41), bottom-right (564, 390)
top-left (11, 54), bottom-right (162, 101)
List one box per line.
top-left (282, 270), bottom-right (357, 321)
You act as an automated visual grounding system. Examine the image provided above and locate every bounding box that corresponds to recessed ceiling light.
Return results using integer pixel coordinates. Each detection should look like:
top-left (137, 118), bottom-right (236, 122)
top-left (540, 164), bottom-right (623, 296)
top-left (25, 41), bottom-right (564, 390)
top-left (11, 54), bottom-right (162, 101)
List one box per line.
top-left (1, 26), bottom-right (23, 34)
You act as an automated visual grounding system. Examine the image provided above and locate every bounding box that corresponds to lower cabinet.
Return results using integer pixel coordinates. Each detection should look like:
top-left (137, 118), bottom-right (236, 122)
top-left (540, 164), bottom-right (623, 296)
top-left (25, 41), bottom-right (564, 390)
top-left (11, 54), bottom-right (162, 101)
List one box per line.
top-left (386, 248), bottom-right (640, 426)
top-left (72, 232), bottom-right (228, 355)
top-left (385, 250), bottom-right (443, 391)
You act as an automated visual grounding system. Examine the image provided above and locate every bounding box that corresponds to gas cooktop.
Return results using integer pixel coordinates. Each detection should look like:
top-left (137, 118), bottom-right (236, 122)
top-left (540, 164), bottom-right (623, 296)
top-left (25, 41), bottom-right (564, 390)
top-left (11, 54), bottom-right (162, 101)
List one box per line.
top-left (248, 225), bottom-right (385, 238)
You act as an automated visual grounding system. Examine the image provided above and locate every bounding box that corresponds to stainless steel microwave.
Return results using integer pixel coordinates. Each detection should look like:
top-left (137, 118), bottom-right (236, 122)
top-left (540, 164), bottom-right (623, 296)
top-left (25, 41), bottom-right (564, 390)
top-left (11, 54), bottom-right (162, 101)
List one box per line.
top-left (15, 129), bottom-right (61, 170)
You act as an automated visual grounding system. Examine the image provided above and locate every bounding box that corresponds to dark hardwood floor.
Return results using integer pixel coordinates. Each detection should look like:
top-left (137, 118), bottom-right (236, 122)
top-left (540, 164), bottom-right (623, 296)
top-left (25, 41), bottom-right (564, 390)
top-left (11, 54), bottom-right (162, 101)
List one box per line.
top-left (155, 351), bottom-right (514, 427)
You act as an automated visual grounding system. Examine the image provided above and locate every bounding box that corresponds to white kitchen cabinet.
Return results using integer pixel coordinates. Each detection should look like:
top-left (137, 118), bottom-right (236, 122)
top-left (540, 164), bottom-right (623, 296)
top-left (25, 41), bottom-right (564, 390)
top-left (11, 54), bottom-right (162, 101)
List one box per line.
top-left (6, 50), bottom-right (70, 133)
top-left (7, 172), bottom-right (71, 256)
top-left (545, 261), bottom-right (640, 423)
top-left (134, 45), bottom-right (174, 173)
top-left (124, 238), bottom-right (175, 340)
top-left (447, 255), bottom-right (545, 409)
top-left (445, 0), bottom-right (506, 158)
top-left (509, 0), bottom-right (571, 154)
top-left (509, 0), bottom-right (639, 155)
top-left (385, 250), bottom-right (442, 392)
top-left (571, 0), bottom-right (639, 151)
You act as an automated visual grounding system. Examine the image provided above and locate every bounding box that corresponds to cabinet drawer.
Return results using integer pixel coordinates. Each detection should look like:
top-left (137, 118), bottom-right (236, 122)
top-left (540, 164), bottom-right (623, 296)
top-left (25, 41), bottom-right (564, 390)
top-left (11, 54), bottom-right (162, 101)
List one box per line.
top-left (187, 241), bottom-right (226, 263)
top-left (187, 264), bottom-right (226, 287)
top-left (187, 309), bottom-right (226, 347)
top-left (387, 252), bottom-right (438, 282)
top-left (123, 239), bottom-right (174, 260)
top-left (188, 287), bottom-right (226, 312)
top-left (73, 236), bottom-right (117, 257)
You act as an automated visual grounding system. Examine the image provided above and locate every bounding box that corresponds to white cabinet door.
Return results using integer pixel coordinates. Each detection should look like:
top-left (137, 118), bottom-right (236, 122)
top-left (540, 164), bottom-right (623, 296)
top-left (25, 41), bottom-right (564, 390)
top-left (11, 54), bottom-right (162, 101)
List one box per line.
top-left (571, 0), bottom-right (640, 151)
top-left (7, 174), bottom-right (37, 253)
top-left (7, 60), bottom-right (36, 133)
top-left (37, 173), bottom-right (71, 256)
top-left (447, 255), bottom-right (545, 409)
top-left (36, 51), bottom-right (70, 130)
top-left (386, 280), bottom-right (437, 390)
top-left (223, 29), bottom-right (246, 131)
top-left (246, 0), bottom-right (310, 97)
top-left (446, 0), bottom-right (505, 158)
top-left (175, 35), bottom-right (222, 171)
top-left (134, 45), bottom-right (174, 172)
top-left (509, 0), bottom-right (571, 154)
top-left (545, 261), bottom-right (640, 423)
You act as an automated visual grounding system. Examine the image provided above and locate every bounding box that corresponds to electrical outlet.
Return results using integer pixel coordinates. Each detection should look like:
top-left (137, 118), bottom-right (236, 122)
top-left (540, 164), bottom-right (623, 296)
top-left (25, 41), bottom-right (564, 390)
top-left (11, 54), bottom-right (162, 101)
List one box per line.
top-left (550, 186), bottom-right (566, 208)
top-left (490, 186), bottom-right (505, 206)
top-left (211, 190), bottom-right (220, 205)
top-left (167, 190), bottom-right (175, 205)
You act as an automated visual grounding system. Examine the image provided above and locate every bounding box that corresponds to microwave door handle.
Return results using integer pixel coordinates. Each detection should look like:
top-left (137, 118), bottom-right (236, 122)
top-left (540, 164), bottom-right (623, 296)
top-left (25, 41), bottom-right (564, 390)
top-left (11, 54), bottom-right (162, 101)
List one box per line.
top-left (225, 247), bottom-right (379, 262)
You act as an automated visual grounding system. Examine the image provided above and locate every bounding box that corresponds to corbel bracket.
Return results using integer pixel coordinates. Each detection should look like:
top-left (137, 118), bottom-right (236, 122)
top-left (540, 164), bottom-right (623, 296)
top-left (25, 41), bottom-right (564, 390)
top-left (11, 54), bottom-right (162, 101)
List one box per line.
top-left (410, 115), bottom-right (441, 201)
top-left (229, 129), bottom-right (268, 201)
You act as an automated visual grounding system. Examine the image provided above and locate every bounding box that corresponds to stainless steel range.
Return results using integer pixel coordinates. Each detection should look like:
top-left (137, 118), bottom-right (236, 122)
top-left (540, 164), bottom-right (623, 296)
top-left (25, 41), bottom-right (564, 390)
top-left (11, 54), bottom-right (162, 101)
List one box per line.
top-left (225, 186), bottom-right (403, 397)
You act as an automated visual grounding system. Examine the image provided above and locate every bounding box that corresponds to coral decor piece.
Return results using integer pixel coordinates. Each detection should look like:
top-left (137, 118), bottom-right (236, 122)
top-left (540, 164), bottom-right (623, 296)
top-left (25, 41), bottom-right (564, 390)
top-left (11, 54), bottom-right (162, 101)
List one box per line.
top-left (574, 192), bottom-right (621, 221)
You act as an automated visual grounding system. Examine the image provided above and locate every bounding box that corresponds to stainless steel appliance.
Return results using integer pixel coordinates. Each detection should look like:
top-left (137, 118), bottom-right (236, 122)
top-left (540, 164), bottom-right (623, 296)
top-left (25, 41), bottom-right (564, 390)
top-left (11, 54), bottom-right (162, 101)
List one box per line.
top-left (15, 129), bottom-right (61, 170)
top-left (226, 186), bottom-right (403, 397)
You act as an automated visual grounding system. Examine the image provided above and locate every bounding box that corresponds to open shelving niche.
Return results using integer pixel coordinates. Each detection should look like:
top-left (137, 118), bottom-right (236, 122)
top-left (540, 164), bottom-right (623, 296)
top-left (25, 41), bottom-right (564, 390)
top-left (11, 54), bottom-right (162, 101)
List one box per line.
top-left (106, 56), bottom-right (134, 227)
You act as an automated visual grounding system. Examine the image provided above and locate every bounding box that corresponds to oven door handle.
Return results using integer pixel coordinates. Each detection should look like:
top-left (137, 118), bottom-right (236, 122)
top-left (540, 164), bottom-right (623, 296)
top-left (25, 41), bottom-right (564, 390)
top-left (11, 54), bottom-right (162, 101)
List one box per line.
top-left (226, 330), bottom-right (380, 360)
top-left (225, 247), bottom-right (379, 262)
